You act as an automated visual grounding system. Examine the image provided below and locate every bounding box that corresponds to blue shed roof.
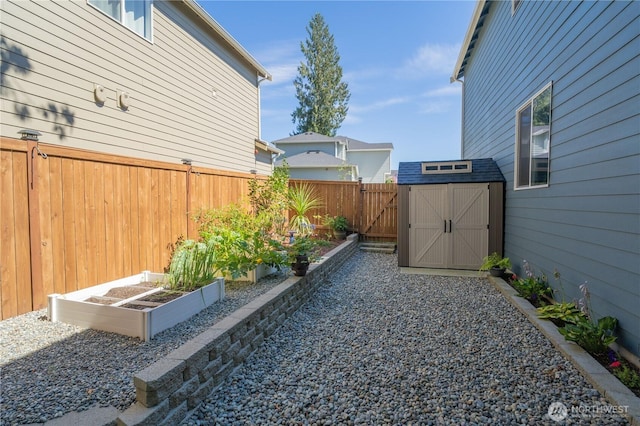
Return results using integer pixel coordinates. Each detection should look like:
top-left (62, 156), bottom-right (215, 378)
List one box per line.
top-left (397, 158), bottom-right (505, 185)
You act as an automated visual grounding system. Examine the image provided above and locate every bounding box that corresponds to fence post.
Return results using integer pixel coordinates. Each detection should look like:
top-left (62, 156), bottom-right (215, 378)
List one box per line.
top-left (358, 177), bottom-right (364, 239)
top-left (26, 140), bottom-right (45, 310)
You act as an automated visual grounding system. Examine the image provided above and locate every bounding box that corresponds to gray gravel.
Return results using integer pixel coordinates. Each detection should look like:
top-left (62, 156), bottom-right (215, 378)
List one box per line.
top-left (0, 273), bottom-right (290, 425)
top-left (184, 252), bottom-right (629, 425)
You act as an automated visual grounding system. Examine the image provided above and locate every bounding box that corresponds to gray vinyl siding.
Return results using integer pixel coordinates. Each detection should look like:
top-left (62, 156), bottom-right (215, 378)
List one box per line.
top-left (461, 0), bottom-right (640, 356)
top-left (0, 0), bottom-right (269, 174)
top-left (288, 168), bottom-right (344, 182)
top-left (347, 151), bottom-right (391, 183)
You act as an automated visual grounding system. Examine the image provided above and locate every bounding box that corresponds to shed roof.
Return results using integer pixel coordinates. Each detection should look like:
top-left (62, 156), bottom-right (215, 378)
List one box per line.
top-left (397, 158), bottom-right (505, 185)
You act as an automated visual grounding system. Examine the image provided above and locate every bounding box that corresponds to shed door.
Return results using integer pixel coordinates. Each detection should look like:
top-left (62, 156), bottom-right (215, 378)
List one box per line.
top-left (409, 183), bottom-right (489, 269)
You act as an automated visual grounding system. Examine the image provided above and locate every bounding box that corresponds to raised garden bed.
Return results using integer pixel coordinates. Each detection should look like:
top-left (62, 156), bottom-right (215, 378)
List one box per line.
top-left (47, 271), bottom-right (225, 341)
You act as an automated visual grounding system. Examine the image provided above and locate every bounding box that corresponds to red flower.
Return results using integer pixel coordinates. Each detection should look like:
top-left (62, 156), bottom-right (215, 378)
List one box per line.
top-left (610, 361), bottom-right (621, 368)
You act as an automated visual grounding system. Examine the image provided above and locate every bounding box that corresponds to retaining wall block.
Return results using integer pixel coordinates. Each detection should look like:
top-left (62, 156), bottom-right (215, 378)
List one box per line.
top-left (159, 401), bottom-right (188, 426)
top-left (117, 400), bottom-right (170, 426)
top-left (213, 361), bottom-right (235, 387)
top-left (222, 340), bottom-right (241, 364)
top-left (209, 335), bottom-right (231, 360)
top-left (199, 357), bottom-right (223, 382)
top-left (169, 375), bottom-right (198, 409)
top-left (187, 376), bottom-right (215, 410)
top-left (133, 358), bottom-right (186, 408)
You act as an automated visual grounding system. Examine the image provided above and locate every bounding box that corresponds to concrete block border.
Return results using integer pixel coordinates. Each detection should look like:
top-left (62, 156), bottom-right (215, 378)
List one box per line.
top-left (117, 234), bottom-right (359, 426)
top-left (487, 275), bottom-right (640, 425)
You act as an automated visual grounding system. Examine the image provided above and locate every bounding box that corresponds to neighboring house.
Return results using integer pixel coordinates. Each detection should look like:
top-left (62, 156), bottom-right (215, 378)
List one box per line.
top-left (0, 0), bottom-right (280, 174)
top-left (273, 132), bottom-right (393, 183)
top-left (452, 0), bottom-right (639, 358)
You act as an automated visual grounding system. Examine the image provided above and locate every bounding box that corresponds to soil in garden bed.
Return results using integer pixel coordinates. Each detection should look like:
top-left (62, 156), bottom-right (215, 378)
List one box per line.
top-left (84, 282), bottom-right (163, 305)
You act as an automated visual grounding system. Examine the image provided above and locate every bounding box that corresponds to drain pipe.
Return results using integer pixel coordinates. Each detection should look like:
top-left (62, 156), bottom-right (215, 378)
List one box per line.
top-left (451, 77), bottom-right (465, 158)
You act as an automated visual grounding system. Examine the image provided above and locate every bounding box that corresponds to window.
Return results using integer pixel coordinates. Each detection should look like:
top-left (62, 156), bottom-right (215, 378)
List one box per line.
top-left (88, 0), bottom-right (152, 40)
top-left (515, 83), bottom-right (552, 189)
top-left (422, 160), bottom-right (472, 175)
top-left (512, 0), bottom-right (523, 15)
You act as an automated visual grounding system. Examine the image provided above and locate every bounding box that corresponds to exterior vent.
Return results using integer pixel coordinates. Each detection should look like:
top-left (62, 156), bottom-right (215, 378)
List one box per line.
top-left (421, 160), bottom-right (472, 175)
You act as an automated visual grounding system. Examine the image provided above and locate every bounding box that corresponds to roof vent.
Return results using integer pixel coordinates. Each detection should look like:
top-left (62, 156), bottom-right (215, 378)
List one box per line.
top-left (307, 150), bottom-right (320, 154)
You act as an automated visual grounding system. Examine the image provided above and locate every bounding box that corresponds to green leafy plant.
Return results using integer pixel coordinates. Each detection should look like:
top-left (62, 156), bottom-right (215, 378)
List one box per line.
top-left (285, 235), bottom-right (328, 264)
top-left (511, 275), bottom-right (553, 304)
top-left (611, 364), bottom-right (640, 390)
top-left (249, 162), bottom-right (290, 236)
top-left (479, 252), bottom-right (511, 271)
top-left (558, 315), bottom-right (617, 355)
top-left (326, 215), bottom-right (348, 231)
top-left (288, 182), bottom-right (323, 236)
top-left (166, 238), bottom-right (218, 292)
top-left (537, 302), bottom-right (586, 325)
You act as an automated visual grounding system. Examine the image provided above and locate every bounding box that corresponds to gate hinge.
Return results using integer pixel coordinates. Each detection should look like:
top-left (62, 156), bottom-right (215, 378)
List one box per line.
top-left (487, 224), bottom-right (490, 229)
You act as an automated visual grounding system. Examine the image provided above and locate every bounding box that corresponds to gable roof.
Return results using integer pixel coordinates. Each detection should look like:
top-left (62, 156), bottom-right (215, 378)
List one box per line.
top-left (397, 158), bottom-right (505, 185)
top-left (277, 150), bottom-right (354, 168)
top-left (338, 136), bottom-right (394, 151)
top-left (451, 0), bottom-right (491, 82)
top-left (181, 0), bottom-right (271, 81)
top-left (272, 132), bottom-right (340, 144)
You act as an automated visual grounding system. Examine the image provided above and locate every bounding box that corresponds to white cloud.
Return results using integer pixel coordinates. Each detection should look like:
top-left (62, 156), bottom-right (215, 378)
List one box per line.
top-left (423, 85), bottom-right (461, 97)
top-left (418, 101), bottom-right (452, 115)
top-left (397, 43), bottom-right (461, 79)
top-left (350, 96), bottom-right (411, 114)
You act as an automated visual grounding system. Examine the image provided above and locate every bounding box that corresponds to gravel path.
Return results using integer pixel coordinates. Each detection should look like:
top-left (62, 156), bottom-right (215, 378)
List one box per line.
top-left (184, 252), bottom-right (628, 425)
top-left (0, 274), bottom-right (289, 425)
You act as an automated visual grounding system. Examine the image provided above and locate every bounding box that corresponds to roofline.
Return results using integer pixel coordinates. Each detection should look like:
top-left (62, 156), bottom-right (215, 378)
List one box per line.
top-left (451, 0), bottom-right (487, 82)
top-left (348, 148), bottom-right (393, 152)
top-left (255, 139), bottom-right (284, 154)
top-left (181, 0), bottom-right (272, 81)
top-left (273, 139), bottom-right (343, 145)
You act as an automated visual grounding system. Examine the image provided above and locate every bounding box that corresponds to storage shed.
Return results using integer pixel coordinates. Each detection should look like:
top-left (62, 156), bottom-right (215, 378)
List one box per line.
top-left (397, 159), bottom-right (505, 269)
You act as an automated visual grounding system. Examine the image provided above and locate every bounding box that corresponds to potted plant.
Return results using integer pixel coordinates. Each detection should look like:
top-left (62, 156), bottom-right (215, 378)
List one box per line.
top-left (285, 236), bottom-right (323, 276)
top-left (323, 215), bottom-right (349, 240)
top-left (479, 252), bottom-right (511, 277)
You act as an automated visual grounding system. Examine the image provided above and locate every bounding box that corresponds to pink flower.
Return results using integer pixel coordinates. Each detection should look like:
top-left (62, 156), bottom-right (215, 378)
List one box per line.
top-left (610, 361), bottom-right (621, 368)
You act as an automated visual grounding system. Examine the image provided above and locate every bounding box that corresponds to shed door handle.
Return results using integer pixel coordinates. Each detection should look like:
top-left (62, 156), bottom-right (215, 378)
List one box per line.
top-left (444, 220), bottom-right (447, 233)
top-left (448, 220), bottom-right (452, 233)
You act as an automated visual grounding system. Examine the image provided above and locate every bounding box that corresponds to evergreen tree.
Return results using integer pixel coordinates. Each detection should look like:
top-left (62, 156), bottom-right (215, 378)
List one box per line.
top-left (292, 13), bottom-right (350, 137)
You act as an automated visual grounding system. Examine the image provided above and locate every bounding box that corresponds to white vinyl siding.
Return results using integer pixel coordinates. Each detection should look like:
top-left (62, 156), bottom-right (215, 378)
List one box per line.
top-left (0, 0), bottom-right (269, 175)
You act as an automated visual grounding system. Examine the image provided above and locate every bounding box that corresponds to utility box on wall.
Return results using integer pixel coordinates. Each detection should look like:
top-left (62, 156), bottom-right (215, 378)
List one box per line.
top-left (397, 159), bottom-right (505, 270)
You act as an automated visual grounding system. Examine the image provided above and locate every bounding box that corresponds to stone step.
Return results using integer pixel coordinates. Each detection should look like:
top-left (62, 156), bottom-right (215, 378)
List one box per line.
top-left (359, 242), bottom-right (397, 254)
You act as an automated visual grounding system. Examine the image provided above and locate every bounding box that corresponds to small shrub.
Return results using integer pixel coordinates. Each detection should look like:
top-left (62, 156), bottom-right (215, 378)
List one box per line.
top-left (558, 315), bottom-right (617, 355)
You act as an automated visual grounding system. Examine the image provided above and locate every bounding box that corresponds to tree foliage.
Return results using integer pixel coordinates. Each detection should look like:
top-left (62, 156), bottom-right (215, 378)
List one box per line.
top-left (292, 13), bottom-right (350, 137)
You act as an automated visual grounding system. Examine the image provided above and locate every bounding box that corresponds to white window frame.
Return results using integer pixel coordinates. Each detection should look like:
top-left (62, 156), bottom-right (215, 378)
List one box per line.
top-left (514, 82), bottom-right (552, 190)
top-left (512, 0), bottom-right (523, 15)
top-left (88, 0), bottom-right (153, 42)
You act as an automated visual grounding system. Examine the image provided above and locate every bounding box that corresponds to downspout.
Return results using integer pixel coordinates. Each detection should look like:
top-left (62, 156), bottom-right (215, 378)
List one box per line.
top-left (452, 77), bottom-right (465, 158)
top-left (257, 71), bottom-right (269, 141)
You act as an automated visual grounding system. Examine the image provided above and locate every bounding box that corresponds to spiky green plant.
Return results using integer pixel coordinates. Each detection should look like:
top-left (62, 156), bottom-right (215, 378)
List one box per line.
top-left (288, 182), bottom-right (323, 236)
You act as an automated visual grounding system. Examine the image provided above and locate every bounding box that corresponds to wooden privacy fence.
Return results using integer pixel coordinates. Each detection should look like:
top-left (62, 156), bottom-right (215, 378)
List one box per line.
top-left (1, 138), bottom-right (397, 320)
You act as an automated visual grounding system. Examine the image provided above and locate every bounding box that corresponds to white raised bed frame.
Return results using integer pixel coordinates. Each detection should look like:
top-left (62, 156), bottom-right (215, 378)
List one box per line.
top-left (48, 271), bottom-right (225, 341)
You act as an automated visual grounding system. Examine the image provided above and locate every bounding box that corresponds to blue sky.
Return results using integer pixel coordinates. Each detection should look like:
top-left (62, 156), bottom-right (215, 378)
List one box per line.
top-left (198, 1), bottom-right (476, 170)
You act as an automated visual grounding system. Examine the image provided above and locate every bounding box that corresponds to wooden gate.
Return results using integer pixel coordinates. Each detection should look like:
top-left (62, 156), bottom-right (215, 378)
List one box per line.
top-left (359, 183), bottom-right (398, 242)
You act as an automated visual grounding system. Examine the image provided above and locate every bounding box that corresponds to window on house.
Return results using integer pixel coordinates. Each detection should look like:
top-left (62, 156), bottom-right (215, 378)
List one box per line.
top-left (88, 0), bottom-right (152, 40)
top-left (515, 82), bottom-right (552, 189)
top-left (512, 0), bottom-right (522, 15)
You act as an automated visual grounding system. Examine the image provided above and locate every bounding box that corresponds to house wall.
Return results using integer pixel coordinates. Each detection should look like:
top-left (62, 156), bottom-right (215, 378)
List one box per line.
top-left (347, 150), bottom-right (391, 183)
top-left (461, 0), bottom-right (640, 356)
top-left (289, 168), bottom-right (346, 182)
top-left (0, 0), bottom-right (271, 175)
